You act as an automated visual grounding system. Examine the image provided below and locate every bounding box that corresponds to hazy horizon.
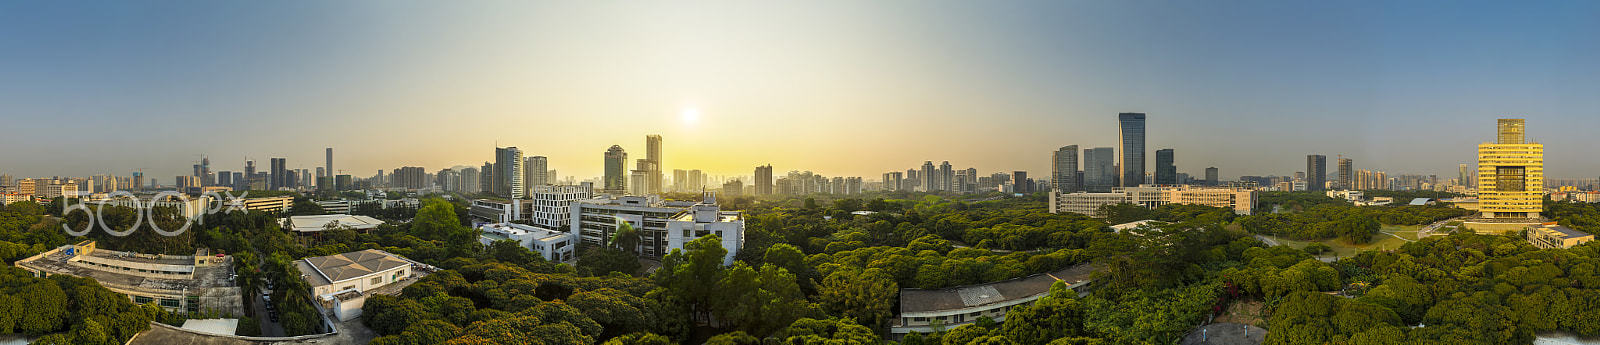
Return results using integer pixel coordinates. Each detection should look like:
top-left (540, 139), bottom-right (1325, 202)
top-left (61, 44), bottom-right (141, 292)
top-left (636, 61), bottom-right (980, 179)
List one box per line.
top-left (3, 1), bottom-right (1598, 182)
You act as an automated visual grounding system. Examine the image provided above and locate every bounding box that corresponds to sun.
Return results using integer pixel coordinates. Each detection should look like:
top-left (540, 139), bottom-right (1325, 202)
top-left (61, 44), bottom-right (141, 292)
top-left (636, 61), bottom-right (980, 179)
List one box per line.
top-left (681, 108), bottom-right (700, 125)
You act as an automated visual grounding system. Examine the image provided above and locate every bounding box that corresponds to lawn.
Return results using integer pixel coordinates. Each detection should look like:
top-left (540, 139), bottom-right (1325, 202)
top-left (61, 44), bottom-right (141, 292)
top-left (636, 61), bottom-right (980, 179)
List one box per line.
top-left (1261, 224), bottom-right (1423, 258)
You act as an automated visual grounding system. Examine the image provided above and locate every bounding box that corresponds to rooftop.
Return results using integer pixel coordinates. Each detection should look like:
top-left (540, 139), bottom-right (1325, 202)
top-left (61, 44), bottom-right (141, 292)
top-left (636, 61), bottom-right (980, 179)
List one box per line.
top-left (16, 247), bottom-right (234, 293)
top-left (1530, 224), bottom-right (1593, 239)
top-left (301, 249), bottom-right (409, 286)
top-left (899, 263), bottom-right (1097, 314)
top-left (479, 223), bottom-right (569, 241)
top-left (283, 215), bottom-right (385, 232)
top-left (179, 319), bottom-right (238, 336)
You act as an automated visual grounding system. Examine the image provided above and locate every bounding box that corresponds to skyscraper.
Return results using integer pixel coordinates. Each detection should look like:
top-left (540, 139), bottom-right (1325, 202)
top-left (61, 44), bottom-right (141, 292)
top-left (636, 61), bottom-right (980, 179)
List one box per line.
top-left (1459, 164), bottom-right (1473, 188)
top-left (270, 158), bottom-right (287, 190)
top-left (920, 161), bottom-right (936, 192)
top-left (201, 156), bottom-right (212, 186)
top-left (1084, 147), bottom-right (1116, 192)
top-left (755, 165), bottom-right (773, 195)
top-left (688, 169), bottom-right (703, 191)
top-left (1053, 146), bottom-right (1080, 193)
top-left (645, 134), bottom-right (663, 194)
top-left (604, 145), bottom-right (628, 195)
top-left (1012, 171), bottom-right (1030, 194)
top-left (1478, 119), bottom-right (1543, 220)
top-left (526, 156), bottom-right (549, 191)
top-left (325, 148), bottom-right (334, 177)
top-left (132, 172), bottom-right (143, 192)
top-left (939, 161), bottom-right (953, 191)
top-left (673, 169), bottom-right (688, 191)
top-left (1307, 155), bottom-right (1326, 191)
top-left (883, 172), bottom-right (903, 192)
top-left (480, 162), bottom-right (495, 193)
top-left (1205, 167), bottom-right (1219, 186)
top-left (1118, 113), bottom-right (1146, 187)
top-left (1155, 149), bottom-right (1176, 185)
top-left (1337, 157), bottom-right (1353, 190)
top-left (496, 147), bottom-right (524, 198)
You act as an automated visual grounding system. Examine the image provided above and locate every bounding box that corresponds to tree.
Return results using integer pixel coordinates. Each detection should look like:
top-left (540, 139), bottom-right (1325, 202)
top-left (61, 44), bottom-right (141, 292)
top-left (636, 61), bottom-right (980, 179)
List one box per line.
top-left (579, 247), bottom-right (643, 277)
top-left (818, 268), bottom-right (898, 329)
top-left (657, 235), bottom-right (728, 322)
top-left (602, 332), bottom-right (674, 345)
top-left (488, 239), bottom-right (542, 266)
top-left (711, 262), bottom-right (810, 337)
top-left (568, 288), bottom-right (655, 341)
top-left (1003, 281), bottom-right (1087, 344)
top-left (609, 219), bottom-right (643, 255)
top-left (705, 331), bottom-right (761, 345)
top-left (770, 318), bottom-right (880, 345)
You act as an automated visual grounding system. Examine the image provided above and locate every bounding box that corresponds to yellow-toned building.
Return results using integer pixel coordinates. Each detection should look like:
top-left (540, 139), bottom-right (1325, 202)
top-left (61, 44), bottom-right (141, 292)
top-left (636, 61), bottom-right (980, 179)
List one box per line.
top-left (1527, 223), bottom-right (1593, 249)
top-left (1478, 119), bottom-right (1543, 219)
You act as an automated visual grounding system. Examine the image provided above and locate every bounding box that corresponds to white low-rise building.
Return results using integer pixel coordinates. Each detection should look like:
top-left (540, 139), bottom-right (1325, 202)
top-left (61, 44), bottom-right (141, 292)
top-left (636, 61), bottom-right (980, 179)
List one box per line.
top-left (296, 250), bottom-right (416, 321)
top-left (1050, 185), bottom-right (1258, 217)
top-left (282, 214), bottom-right (385, 234)
top-left (891, 264), bottom-right (1098, 340)
top-left (572, 194), bottom-right (743, 264)
top-left (664, 204), bottom-right (744, 266)
top-left (469, 199), bottom-right (520, 224)
top-left (478, 223), bottom-right (577, 262)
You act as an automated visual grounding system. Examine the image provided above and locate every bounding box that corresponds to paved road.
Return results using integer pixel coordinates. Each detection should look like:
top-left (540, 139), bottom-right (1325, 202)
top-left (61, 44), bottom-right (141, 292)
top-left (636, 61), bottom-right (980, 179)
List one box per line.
top-left (252, 289), bottom-right (284, 337)
top-left (1253, 235), bottom-right (1281, 247)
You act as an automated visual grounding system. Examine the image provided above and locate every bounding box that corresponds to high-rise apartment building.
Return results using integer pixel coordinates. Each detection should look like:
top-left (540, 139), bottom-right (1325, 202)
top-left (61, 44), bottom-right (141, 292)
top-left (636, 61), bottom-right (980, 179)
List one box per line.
top-left (526, 156), bottom-right (549, 193)
top-left (1337, 157), bottom-right (1353, 190)
top-left (393, 167), bottom-right (427, 190)
top-left (1053, 145), bottom-right (1080, 193)
top-left (883, 172), bottom-right (903, 192)
top-left (1478, 119), bottom-right (1543, 219)
top-left (755, 165), bottom-right (773, 195)
top-left (688, 169), bottom-right (703, 192)
top-left (645, 135), bottom-right (663, 194)
top-left (1155, 149), bottom-right (1176, 185)
top-left (939, 161), bottom-right (954, 191)
top-left (1307, 155), bottom-right (1327, 191)
top-left (1084, 147), bottom-right (1116, 192)
top-left (673, 170), bottom-right (688, 192)
top-left (480, 162), bottom-right (495, 193)
top-left (1118, 113), bottom-right (1146, 187)
top-left (604, 145), bottom-right (628, 195)
top-left (920, 161), bottom-right (936, 192)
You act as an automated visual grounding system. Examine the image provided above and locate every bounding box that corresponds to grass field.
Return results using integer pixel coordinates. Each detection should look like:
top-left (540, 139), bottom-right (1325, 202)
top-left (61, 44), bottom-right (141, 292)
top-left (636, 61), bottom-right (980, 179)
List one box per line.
top-left (1261, 224), bottom-right (1425, 258)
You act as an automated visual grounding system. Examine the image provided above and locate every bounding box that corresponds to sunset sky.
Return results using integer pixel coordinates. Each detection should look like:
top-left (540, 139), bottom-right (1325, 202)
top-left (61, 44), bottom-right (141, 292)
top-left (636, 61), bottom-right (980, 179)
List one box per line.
top-left (3, 1), bottom-right (1598, 182)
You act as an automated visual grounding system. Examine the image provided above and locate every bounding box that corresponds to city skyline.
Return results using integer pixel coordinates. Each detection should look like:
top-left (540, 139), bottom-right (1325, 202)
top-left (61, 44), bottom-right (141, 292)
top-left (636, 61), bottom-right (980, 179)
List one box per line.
top-left (3, 2), bottom-right (1600, 181)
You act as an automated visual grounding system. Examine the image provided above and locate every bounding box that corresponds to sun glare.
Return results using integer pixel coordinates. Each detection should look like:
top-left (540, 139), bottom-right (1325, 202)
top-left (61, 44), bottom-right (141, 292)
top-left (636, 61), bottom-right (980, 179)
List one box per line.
top-left (682, 108), bottom-right (699, 125)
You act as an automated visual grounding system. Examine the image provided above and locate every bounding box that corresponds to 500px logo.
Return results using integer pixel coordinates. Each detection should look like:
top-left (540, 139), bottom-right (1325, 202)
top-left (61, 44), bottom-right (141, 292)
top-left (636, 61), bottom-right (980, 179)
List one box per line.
top-left (61, 190), bottom-right (252, 237)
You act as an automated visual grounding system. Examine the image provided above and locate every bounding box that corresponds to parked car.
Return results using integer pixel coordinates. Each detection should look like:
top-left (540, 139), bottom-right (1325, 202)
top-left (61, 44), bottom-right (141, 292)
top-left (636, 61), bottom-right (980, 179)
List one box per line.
top-left (269, 311), bottom-right (279, 323)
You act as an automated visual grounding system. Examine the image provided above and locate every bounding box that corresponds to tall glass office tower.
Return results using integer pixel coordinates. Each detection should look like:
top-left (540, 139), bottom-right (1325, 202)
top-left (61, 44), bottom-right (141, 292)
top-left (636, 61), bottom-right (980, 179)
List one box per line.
top-left (1118, 113), bottom-right (1146, 187)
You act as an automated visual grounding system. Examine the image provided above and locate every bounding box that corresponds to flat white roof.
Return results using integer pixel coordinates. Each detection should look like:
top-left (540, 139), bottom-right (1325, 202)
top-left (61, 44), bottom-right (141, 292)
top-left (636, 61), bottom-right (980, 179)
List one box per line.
top-left (179, 319), bottom-right (238, 336)
top-left (283, 215), bottom-right (385, 232)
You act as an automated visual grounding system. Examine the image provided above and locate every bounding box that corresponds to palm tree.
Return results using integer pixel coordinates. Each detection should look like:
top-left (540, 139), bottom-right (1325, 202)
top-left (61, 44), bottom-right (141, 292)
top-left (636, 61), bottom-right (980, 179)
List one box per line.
top-left (608, 217), bottom-right (642, 255)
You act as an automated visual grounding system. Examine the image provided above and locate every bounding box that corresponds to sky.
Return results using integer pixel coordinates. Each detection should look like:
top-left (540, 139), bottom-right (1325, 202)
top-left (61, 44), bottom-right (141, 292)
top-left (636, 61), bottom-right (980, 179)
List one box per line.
top-left (2, 1), bottom-right (1598, 183)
